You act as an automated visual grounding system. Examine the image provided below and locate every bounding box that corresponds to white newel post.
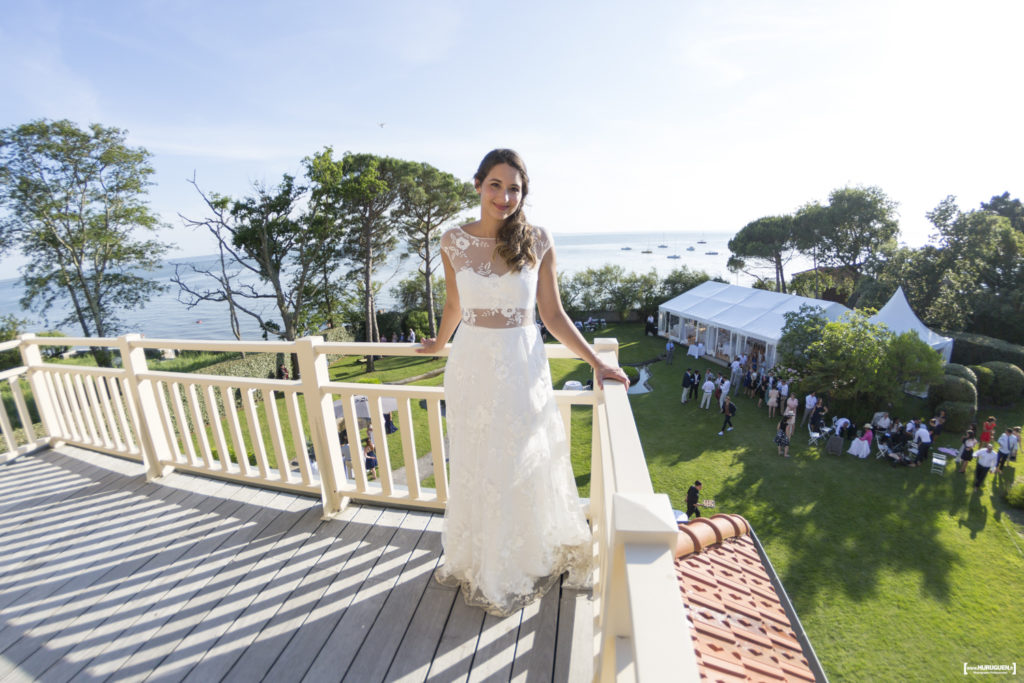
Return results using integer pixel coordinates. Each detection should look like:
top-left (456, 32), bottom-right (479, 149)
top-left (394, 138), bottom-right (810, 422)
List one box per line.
top-left (118, 334), bottom-right (175, 480)
top-left (296, 336), bottom-right (347, 518)
top-left (18, 334), bottom-right (59, 443)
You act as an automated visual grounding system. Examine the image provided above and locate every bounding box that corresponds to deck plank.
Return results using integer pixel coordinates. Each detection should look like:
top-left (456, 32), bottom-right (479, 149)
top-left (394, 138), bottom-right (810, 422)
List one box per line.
top-left (218, 507), bottom-right (380, 683)
top-left (323, 510), bottom-right (436, 683)
top-left (553, 588), bottom-right (594, 683)
top-left (0, 448), bottom-right (594, 683)
top-left (509, 582), bottom-right (560, 682)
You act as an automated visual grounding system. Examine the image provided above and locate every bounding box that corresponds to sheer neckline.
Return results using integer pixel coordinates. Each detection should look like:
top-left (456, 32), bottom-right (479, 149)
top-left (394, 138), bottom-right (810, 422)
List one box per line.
top-left (457, 224), bottom-right (497, 241)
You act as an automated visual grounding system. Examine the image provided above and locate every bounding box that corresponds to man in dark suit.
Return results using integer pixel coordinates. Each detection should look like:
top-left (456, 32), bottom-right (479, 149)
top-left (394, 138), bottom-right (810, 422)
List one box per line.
top-left (686, 480), bottom-right (703, 519)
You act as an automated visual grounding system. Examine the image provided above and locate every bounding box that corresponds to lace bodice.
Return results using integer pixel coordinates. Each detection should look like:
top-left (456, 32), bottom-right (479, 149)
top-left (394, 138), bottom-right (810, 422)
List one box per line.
top-left (441, 225), bottom-right (553, 328)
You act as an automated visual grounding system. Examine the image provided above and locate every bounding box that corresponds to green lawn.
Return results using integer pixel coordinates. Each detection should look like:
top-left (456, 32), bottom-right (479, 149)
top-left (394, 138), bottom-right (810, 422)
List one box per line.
top-left (609, 323), bottom-right (1024, 683)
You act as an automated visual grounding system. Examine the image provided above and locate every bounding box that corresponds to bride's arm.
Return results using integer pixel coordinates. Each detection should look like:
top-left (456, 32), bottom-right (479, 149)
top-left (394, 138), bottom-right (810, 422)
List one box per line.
top-left (417, 251), bottom-right (461, 355)
top-left (536, 246), bottom-right (629, 389)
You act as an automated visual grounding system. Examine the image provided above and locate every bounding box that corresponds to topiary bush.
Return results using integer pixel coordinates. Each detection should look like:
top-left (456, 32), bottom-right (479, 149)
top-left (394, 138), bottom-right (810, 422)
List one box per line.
top-left (623, 366), bottom-right (641, 385)
top-left (935, 400), bottom-right (976, 433)
top-left (928, 375), bottom-right (977, 413)
top-left (944, 363), bottom-right (977, 385)
top-left (949, 331), bottom-right (1024, 367)
top-left (1007, 481), bottom-right (1024, 510)
top-left (969, 365), bottom-right (994, 401)
top-left (979, 361), bottom-right (1024, 405)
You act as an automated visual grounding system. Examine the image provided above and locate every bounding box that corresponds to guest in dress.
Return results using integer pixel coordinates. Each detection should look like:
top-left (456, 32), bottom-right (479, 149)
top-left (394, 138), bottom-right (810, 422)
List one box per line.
top-left (784, 395), bottom-right (799, 437)
top-left (956, 429), bottom-right (977, 474)
top-left (774, 418), bottom-right (791, 457)
top-left (980, 416), bottom-right (997, 445)
top-left (847, 424), bottom-right (873, 458)
top-left (766, 380), bottom-right (779, 417)
top-left (363, 438), bottom-right (378, 479)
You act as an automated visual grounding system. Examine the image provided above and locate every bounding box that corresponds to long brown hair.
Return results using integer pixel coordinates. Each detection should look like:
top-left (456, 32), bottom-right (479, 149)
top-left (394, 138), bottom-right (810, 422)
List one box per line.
top-left (474, 149), bottom-right (536, 272)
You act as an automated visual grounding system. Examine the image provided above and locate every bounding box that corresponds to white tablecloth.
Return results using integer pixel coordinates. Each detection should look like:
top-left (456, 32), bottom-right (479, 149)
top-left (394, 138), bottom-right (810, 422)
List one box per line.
top-left (686, 343), bottom-right (705, 359)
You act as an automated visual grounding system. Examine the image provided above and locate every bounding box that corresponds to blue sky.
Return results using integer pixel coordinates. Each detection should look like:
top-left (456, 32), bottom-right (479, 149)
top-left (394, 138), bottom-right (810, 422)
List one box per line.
top-left (2, 0), bottom-right (1022, 269)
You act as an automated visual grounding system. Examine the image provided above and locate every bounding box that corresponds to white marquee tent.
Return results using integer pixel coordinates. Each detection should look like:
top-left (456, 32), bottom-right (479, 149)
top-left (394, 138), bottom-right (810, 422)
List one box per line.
top-left (658, 281), bottom-right (850, 367)
top-left (868, 286), bottom-right (954, 362)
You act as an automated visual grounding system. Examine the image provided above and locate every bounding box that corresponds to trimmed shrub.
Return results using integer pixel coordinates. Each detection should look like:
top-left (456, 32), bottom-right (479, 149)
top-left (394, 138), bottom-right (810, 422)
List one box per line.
top-left (405, 311), bottom-right (429, 340)
top-left (1007, 482), bottom-right (1024, 509)
top-left (623, 366), bottom-right (641, 385)
top-left (944, 363), bottom-right (977, 385)
top-left (979, 361), bottom-right (1024, 405)
top-left (935, 400), bottom-right (975, 433)
top-left (928, 375), bottom-right (977, 413)
top-left (969, 365), bottom-right (994, 401)
top-left (949, 331), bottom-right (1024, 367)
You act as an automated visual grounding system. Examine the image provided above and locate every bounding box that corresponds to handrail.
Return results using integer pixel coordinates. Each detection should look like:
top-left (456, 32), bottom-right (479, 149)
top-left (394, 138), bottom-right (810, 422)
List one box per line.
top-left (5, 331), bottom-right (688, 681)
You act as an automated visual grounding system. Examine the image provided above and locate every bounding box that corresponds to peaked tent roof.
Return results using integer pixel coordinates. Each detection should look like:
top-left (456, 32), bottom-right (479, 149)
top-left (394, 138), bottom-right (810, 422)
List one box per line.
top-left (869, 286), bottom-right (954, 361)
top-left (659, 281), bottom-right (850, 343)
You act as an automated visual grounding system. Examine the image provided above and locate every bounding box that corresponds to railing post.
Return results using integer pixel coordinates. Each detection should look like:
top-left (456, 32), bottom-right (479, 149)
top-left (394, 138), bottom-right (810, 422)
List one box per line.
top-left (19, 334), bottom-right (59, 444)
top-left (296, 336), bottom-right (347, 518)
top-left (604, 491), bottom-right (699, 683)
top-left (118, 334), bottom-right (175, 480)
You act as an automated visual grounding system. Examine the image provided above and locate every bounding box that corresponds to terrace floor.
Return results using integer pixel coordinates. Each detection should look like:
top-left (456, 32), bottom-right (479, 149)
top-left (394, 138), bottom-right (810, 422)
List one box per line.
top-left (0, 447), bottom-right (592, 682)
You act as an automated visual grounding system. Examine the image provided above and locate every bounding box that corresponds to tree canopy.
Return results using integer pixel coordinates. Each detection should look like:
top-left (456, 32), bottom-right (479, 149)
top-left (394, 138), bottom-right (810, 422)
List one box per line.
top-left (727, 215), bottom-right (797, 292)
top-left (0, 119), bottom-right (168, 364)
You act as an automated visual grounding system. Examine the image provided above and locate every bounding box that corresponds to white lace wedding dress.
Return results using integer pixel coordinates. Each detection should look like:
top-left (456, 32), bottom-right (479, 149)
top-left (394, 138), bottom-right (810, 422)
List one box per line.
top-left (436, 224), bottom-right (592, 616)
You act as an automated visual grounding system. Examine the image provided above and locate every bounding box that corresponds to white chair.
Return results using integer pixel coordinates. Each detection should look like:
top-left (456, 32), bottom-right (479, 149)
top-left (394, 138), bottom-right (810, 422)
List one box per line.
top-left (930, 450), bottom-right (949, 475)
top-left (808, 423), bottom-right (823, 447)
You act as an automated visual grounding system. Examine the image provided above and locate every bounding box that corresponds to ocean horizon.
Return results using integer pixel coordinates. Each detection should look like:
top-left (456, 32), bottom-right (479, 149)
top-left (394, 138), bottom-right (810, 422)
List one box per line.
top-left (0, 229), bottom-right (806, 342)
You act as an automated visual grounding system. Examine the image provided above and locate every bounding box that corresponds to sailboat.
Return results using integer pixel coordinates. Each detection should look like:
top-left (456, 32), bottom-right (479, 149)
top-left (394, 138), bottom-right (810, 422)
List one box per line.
top-left (641, 239), bottom-right (653, 254)
top-left (658, 233), bottom-right (668, 248)
top-left (686, 245), bottom-right (695, 251)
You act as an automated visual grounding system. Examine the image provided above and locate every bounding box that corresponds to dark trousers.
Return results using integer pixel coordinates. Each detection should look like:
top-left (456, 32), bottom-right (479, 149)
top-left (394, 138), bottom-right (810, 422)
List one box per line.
top-left (974, 464), bottom-right (991, 489)
top-left (916, 441), bottom-right (931, 464)
top-left (997, 451), bottom-right (1009, 469)
top-left (686, 503), bottom-right (702, 518)
top-left (721, 414), bottom-right (733, 431)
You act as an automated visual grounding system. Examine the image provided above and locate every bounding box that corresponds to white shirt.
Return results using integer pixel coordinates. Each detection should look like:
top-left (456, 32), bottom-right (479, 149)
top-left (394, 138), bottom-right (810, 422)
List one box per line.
top-left (837, 417), bottom-right (851, 430)
top-left (731, 359), bottom-right (741, 372)
top-left (997, 433), bottom-right (1017, 454)
top-left (915, 425), bottom-right (931, 444)
top-left (702, 379), bottom-right (715, 393)
top-left (976, 447), bottom-right (999, 469)
top-left (804, 394), bottom-right (817, 410)
top-left (720, 379), bottom-right (731, 394)
top-left (779, 382), bottom-right (789, 397)
top-left (877, 416), bottom-right (892, 430)
top-left (408, 330), bottom-right (416, 343)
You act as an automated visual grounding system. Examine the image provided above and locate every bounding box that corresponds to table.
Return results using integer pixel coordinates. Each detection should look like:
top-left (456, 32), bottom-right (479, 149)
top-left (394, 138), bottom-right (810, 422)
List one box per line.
top-left (686, 343), bottom-right (705, 359)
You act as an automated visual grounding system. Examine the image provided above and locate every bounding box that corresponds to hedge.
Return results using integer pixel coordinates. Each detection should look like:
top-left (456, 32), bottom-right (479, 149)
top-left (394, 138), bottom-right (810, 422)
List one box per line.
top-left (949, 331), bottom-right (1024, 367)
top-left (1007, 481), bottom-right (1024, 509)
top-left (969, 365), bottom-right (994, 401)
top-left (944, 363), bottom-right (977, 386)
top-left (928, 375), bottom-right (977, 414)
top-left (978, 361), bottom-right (1024, 405)
top-left (935, 400), bottom-right (976, 433)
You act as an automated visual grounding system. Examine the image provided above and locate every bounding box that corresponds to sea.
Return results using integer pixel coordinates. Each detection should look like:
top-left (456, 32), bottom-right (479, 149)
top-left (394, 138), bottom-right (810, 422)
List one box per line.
top-left (0, 230), bottom-right (789, 341)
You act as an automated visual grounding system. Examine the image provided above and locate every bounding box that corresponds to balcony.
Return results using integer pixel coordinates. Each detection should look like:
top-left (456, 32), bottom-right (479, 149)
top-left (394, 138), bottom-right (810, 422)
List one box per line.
top-left (0, 334), bottom-right (693, 682)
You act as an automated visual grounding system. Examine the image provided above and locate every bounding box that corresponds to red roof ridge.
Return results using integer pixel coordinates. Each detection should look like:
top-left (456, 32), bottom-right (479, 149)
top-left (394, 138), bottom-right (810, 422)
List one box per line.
top-left (675, 513), bottom-right (751, 557)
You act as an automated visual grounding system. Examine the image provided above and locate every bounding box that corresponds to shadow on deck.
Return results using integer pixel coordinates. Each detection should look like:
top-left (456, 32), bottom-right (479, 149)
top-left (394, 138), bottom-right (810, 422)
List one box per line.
top-left (0, 447), bottom-right (592, 682)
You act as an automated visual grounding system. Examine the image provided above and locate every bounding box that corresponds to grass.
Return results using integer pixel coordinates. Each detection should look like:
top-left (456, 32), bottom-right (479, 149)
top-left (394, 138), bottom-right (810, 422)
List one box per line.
top-left (619, 324), bottom-right (1024, 682)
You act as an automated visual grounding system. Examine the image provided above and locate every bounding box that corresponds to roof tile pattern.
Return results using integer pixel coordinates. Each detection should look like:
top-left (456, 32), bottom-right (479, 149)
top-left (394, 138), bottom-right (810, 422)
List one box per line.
top-left (675, 514), bottom-right (817, 683)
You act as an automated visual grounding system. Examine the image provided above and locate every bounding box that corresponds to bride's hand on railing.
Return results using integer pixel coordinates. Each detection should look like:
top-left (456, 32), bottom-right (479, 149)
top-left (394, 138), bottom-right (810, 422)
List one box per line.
top-left (416, 338), bottom-right (445, 355)
top-left (596, 362), bottom-right (630, 389)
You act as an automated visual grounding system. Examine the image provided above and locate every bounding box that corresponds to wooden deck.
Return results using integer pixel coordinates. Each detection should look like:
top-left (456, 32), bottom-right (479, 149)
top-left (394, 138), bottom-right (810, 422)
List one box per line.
top-left (0, 447), bottom-right (593, 682)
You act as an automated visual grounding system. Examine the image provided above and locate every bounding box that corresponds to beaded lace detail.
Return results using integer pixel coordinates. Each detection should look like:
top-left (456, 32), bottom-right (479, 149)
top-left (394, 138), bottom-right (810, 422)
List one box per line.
top-left (440, 225), bottom-right (552, 328)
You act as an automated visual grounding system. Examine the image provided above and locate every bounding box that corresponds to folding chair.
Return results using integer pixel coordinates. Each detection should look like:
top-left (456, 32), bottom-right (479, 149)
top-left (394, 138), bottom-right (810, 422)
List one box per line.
top-left (808, 423), bottom-right (823, 447)
top-left (930, 450), bottom-right (949, 475)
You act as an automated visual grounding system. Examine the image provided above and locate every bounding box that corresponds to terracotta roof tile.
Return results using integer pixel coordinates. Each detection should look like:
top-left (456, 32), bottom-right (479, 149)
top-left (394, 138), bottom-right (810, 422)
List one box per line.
top-left (675, 514), bottom-right (821, 683)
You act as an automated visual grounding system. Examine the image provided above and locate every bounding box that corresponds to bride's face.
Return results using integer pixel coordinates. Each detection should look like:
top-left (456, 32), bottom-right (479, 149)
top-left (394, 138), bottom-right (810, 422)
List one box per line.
top-left (476, 163), bottom-right (523, 223)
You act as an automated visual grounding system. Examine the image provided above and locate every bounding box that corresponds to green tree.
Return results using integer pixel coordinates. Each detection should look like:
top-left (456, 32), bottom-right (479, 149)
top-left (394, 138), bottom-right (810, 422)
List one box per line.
top-left (726, 215), bottom-right (796, 292)
top-left (394, 162), bottom-right (476, 337)
top-left (659, 266), bottom-right (714, 301)
top-left (390, 272), bottom-right (446, 318)
top-left (981, 191), bottom-right (1024, 232)
top-left (776, 304), bottom-right (830, 371)
top-left (816, 186), bottom-right (899, 283)
top-left (307, 149), bottom-right (411, 371)
top-left (0, 119), bottom-right (168, 365)
top-left (0, 314), bottom-right (28, 370)
top-left (791, 202), bottom-right (831, 299)
top-left (614, 269), bottom-right (660, 319)
top-left (174, 173), bottom-right (330, 375)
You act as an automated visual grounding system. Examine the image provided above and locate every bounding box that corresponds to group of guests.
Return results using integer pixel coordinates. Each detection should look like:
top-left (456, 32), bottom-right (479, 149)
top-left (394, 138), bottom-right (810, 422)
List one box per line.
top-left (679, 367), bottom-right (740, 436)
top-left (953, 416), bottom-right (1020, 491)
top-left (386, 329), bottom-right (418, 343)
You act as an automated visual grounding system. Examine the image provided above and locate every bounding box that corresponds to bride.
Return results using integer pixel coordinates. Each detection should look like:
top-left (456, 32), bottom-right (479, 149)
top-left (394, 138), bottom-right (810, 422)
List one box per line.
top-left (417, 149), bottom-right (629, 616)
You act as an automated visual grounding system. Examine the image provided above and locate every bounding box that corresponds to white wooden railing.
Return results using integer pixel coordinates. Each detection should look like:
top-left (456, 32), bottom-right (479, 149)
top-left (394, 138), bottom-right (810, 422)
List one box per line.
top-left (2, 333), bottom-right (697, 682)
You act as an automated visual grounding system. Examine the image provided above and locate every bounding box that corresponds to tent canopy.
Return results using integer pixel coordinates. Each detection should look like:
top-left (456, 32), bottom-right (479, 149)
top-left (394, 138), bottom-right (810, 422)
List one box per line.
top-left (659, 282), bottom-right (849, 343)
top-left (869, 286), bottom-right (953, 362)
